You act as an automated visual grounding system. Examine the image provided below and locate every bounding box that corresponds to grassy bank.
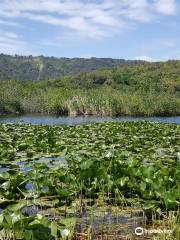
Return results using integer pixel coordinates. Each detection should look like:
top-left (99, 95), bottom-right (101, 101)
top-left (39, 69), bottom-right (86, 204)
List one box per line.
top-left (0, 61), bottom-right (180, 116)
top-left (0, 81), bottom-right (179, 117)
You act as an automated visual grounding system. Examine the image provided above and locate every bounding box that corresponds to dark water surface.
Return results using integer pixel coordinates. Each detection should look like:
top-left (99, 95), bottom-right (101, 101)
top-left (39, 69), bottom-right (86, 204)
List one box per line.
top-left (0, 114), bottom-right (180, 125)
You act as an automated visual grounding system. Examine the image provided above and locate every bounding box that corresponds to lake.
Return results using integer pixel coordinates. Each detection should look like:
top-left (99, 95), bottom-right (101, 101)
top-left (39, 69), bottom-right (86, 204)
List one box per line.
top-left (0, 114), bottom-right (180, 125)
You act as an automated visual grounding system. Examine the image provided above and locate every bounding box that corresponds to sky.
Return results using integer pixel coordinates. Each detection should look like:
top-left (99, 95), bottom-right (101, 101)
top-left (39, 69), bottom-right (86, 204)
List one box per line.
top-left (0, 0), bottom-right (180, 61)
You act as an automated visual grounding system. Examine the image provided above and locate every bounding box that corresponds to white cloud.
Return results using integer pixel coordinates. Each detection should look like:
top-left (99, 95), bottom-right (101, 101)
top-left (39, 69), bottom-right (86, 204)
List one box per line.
top-left (135, 55), bottom-right (156, 62)
top-left (0, 0), bottom-right (178, 42)
top-left (0, 19), bottom-right (19, 26)
top-left (0, 0), bottom-right (178, 57)
top-left (155, 0), bottom-right (176, 15)
top-left (0, 30), bottom-right (34, 55)
top-left (115, 0), bottom-right (154, 22)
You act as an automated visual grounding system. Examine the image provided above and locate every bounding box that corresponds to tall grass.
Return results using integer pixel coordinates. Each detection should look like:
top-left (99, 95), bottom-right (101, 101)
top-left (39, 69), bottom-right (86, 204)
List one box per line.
top-left (0, 80), bottom-right (179, 116)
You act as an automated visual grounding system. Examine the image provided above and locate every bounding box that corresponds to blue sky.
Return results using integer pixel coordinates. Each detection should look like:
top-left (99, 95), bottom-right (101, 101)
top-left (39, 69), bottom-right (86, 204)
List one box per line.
top-left (0, 0), bottom-right (179, 61)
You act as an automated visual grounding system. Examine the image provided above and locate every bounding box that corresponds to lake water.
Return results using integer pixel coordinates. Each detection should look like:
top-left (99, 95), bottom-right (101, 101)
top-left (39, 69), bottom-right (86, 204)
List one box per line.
top-left (0, 114), bottom-right (180, 124)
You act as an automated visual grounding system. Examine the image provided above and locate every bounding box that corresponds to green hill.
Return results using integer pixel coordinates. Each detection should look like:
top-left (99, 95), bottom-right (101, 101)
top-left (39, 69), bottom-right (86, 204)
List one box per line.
top-left (0, 54), bottom-right (143, 81)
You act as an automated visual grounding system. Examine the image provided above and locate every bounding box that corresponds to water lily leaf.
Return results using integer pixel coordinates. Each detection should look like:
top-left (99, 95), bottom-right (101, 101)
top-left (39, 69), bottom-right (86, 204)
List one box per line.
top-left (24, 230), bottom-right (33, 240)
top-left (7, 203), bottom-right (26, 212)
top-left (51, 221), bottom-right (58, 237)
top-left (143, 203), bottom-right (156, 210)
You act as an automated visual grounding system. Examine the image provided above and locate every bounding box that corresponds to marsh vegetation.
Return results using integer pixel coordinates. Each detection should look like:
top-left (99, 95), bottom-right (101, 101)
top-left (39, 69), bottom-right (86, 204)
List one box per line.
top-left (0, 61), bottom-right (180, 117)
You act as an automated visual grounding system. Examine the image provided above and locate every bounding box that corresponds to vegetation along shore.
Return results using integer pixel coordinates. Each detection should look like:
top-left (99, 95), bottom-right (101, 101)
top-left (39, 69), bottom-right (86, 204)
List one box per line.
top-left (0, 55), bottom-right (180, 117)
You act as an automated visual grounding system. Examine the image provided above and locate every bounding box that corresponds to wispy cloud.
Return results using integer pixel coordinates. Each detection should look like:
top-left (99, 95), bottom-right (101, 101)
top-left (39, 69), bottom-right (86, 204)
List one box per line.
top-left (0, 19), bottom-right (19, 26)
top-left (154, 0), bottom-right (177, 15)
top-left (135, 55), bottom-right (156, 62)
top-left (0, 0), bottom-right (178, 40)
top-left (0, 30), bottom-right (33, 55)
top-left (0, 0), bottom-right (179, 57)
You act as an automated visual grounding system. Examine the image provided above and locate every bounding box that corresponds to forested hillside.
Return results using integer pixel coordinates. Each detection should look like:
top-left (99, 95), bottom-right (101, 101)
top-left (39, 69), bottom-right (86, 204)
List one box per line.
top-left (0, 54), bottom-right (143, 81)
top-left (50, 60), bottom-right (180, 90)
top-left (0, 60), bottom-right (179, 117)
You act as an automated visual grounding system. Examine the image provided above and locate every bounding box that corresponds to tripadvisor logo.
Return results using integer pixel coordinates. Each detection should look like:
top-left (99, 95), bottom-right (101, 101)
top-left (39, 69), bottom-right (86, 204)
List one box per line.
top-left (135, 227), bottom-right (173, 236)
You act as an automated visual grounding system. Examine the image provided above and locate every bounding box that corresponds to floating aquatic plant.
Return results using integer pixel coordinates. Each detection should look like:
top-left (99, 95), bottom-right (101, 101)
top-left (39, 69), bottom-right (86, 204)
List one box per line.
top-left (0, 121), bottom-right (179, 239)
